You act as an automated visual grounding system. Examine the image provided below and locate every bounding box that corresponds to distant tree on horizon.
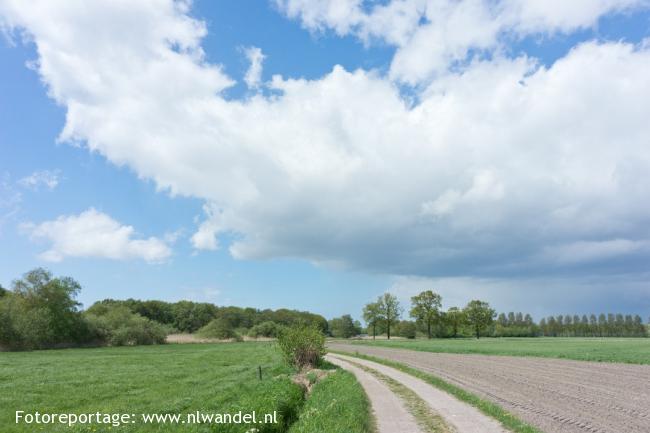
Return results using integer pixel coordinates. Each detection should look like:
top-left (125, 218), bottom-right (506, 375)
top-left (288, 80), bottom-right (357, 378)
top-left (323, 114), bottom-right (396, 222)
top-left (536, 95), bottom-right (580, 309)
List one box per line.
top-left (329, 314), bottom-right (361, 338)
top-left (464, 300), bottom-right (495, 339)
top-left (377, 293), bottom-right (402, 339)
top-left (362, 302), bottom-right (381, 339)
top-left (409, 290), bottom-right (442, 339)
top-left (445, 307), bottom-right (466, 338)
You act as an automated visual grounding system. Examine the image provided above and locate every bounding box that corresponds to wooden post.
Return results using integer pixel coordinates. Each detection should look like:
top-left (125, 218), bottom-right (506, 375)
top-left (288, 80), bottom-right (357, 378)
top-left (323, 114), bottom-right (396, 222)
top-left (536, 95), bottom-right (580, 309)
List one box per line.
top-left (258, 365), bottom-right (262, 380)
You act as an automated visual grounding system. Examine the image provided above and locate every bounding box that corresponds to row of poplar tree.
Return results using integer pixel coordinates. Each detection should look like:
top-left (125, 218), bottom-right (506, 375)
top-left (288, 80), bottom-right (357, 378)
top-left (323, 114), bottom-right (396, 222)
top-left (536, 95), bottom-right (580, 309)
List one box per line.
top-left (538, 314), bottom-right (646, 337)
top-left (359, 290), bottom-right (648, 339)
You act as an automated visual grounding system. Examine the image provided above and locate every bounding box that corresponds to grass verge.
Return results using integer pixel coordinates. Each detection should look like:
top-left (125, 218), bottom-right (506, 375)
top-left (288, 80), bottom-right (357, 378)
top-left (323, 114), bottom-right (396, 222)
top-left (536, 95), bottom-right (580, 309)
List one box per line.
top-left (349, 360), bottom-right (451, 433)
top-left (331, 350), bottom-right (542, 433)
top-left (288, 369), bottom-right (374, 433)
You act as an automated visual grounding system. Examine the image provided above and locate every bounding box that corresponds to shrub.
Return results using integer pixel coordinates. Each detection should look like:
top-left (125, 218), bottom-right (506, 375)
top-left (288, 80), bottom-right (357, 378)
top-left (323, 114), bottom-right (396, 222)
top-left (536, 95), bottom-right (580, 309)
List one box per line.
top-left (396, 320), bottom-right (417, 339)
top-left (277, 325), bottom-right (325, 370)
top-left (196, 317), bottom-right (239, 340)
top-left (109, 320), bottom-right (167, 346)
top-left (84, 305), bottom-right (167, 346)
top-left (248, 321), bottom-right (283, 338)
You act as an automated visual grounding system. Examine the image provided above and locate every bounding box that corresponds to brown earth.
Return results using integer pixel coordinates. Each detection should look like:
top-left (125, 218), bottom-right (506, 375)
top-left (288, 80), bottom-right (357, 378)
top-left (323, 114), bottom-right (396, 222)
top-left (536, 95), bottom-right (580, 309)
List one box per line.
top-left (330, 343), bottom-right (650, 433)
top-left (329, 353), bottom-right (507, 433)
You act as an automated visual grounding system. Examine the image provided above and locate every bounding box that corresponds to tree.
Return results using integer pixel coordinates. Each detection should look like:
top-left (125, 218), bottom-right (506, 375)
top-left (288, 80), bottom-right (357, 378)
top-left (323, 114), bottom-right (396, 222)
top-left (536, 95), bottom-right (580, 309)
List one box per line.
top-left (0, 284), bottom-right (7, 298)
top-left (548, 316), bottom-right (558, 337)
top-left (409, 290), bottom-right (442, 339)
top-left (464, 300), bottom-right (495, 339)
top-left (598, 314), bottom-right (606, 337)
top-left (13, 268), bottom-right (91, 346)
top-left (515, 312), bottom-right (524, 325)
top-left (377, 293), bottom-right (402, 339)
top-left (446, 307), bottom-right (466, 338)
top-left (633, 315), bottom-right (647, 337)
top-left (395, 320), bottom-right (417, 339)
top-left (539, 318), bottom-right (547, 336)
top-left (363, 302), bottom-right (381, 339)
top-left (171, 301), bottom-right (218, 333)
top-left (329, 314), bottom-right (361, 338)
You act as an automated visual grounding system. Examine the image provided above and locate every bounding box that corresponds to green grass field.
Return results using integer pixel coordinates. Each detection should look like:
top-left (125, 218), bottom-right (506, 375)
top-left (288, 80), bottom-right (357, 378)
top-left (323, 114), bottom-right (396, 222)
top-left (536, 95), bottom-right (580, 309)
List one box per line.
top-left (343, 337), bottom-right (650, 364)
top-left (1, 342), bottom-right (304, 433)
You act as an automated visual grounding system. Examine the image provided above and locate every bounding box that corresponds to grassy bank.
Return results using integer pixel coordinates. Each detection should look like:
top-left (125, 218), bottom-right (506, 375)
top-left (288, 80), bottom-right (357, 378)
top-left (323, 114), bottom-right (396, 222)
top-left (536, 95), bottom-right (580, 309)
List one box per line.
top-left (332, 350), bottom-right (542, 433)
top-left (288, 369), bottom-right (373, 433)
top-left (339, 337), bottom-right (650, 364)
top-left (1, 342), bottom-right (301, 432)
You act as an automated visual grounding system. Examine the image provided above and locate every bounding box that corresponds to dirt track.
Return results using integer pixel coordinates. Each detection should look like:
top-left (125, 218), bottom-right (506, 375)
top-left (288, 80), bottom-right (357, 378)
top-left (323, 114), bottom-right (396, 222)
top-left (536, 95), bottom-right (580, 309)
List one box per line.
top-left (329, 353), bottom-right (507, 433)
top-left (330, 343), bottom-right (650, 433)
top-left (326, 355), bottom-right (423, 433)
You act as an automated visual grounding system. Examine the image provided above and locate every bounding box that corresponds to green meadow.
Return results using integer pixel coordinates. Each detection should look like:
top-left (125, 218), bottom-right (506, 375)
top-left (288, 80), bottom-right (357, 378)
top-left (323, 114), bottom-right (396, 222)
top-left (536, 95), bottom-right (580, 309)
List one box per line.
top-left (0, 342), bottom-right (370, 433)
top-left (343, 337), bottom-right (650, 364)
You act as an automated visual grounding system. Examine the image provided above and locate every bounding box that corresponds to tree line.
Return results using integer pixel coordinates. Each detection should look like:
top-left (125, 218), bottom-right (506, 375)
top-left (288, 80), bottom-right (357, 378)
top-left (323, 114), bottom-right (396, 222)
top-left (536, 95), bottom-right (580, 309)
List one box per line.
top-left (359, 291), bottom-right (496, 339)
top-left (355, 290), bottom-right (649, 339)
top-left (538, 314), bottom-right (646, 337)
top-left (0, 268), bottom-right (328, 351)
top-left (88, 299), bottom-right (328, 334)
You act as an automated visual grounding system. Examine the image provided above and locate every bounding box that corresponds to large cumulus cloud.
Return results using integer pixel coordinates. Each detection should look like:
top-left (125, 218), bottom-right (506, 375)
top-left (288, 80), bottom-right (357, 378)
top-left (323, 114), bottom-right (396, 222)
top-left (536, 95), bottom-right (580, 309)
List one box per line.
top-left (2, 0), bottom-right (650, 284)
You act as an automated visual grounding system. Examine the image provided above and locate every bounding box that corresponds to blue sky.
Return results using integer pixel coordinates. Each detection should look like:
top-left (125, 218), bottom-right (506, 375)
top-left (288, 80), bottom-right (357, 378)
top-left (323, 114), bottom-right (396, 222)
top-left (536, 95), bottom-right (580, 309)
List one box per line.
top-left (1, 1), bottom-right (650, 321)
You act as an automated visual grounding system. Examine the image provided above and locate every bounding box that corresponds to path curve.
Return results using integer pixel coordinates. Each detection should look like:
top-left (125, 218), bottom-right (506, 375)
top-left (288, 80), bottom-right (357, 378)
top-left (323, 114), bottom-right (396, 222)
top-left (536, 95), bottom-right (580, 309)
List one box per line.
top-left (325, 354), bottom-right (423, 433)
top-left (329, 353), bottom-right (508, 433)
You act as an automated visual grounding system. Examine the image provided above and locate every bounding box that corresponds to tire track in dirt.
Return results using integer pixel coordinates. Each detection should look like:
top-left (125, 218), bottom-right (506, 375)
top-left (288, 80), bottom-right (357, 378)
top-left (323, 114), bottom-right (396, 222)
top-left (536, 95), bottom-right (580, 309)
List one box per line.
top-left (330, 344), bottom-right (650, 433)
top-left (325, 355), bottom-right (424, 433)
top-left (328, 353), bottom-right (508, 433)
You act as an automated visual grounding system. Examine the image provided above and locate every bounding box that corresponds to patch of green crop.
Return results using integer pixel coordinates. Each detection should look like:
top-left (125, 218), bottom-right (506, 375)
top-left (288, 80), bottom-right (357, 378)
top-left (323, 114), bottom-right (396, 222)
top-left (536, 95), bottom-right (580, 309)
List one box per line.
top-left (340, 337), bottom-right (650, 364)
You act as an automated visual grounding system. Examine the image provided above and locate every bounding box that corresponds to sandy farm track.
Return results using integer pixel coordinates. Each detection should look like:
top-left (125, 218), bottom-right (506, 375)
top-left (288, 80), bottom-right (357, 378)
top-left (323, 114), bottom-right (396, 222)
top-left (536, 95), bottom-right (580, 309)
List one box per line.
top-left (330, 343), bottom-right (650, 433)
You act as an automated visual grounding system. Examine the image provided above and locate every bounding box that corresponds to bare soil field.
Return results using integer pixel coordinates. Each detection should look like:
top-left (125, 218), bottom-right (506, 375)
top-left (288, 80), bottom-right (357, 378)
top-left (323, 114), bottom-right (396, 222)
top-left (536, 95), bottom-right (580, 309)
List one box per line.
top-left (330, 343), bottom-right (650, 433)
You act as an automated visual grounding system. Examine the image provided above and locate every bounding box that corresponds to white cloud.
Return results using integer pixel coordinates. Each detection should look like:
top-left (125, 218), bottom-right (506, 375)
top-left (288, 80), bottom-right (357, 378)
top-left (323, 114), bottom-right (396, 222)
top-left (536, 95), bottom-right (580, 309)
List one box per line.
top-left (18, 169), bottom-right (60, 190)
top-left (421, 170), bottom-right (504, 217)
top-left (274, 0), bottom-right (365, 35)
top-left (243, 46), bottom-right (266, 88)
top-left (191, 203), bottom-right (221, 250)
top-left (22, 208), bottom-right (171, 263)
top-left (2, 0), bottom-right (650, 281)
top-left (275, 0), bottom-right (650, 83)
